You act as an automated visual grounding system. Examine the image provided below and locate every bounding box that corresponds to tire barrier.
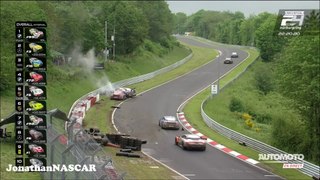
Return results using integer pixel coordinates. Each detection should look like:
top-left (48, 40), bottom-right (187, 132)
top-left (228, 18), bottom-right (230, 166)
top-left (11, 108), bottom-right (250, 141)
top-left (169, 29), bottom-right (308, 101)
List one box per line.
top-left (65, 51), bottom-right (193, 179)
top-left (106, 133), bottom-right (130, 145)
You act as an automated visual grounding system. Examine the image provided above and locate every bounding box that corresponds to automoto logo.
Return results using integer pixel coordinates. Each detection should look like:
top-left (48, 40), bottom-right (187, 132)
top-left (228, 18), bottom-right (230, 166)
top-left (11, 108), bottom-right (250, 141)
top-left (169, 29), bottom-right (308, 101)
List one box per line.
top-left (258, 153), bottom-right (304, 169)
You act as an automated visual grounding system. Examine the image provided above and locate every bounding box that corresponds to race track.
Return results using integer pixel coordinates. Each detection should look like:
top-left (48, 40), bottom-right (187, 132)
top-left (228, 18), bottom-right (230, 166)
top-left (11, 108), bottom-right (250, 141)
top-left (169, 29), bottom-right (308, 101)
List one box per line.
top-left (113, 36), bottom-right (281, 179)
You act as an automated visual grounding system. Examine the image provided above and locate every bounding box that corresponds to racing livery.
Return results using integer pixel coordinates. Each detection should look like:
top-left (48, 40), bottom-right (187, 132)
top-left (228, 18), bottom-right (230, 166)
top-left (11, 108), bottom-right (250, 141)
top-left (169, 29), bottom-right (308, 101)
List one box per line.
top-left (110, 87), bottom-right (136, 100)
top-left (28, 144), bottom-right (44, 153)
top-left (175, 134), bottom-right (207, 151)
top-left (29, 72), bottom-right (43, 82)
top-left (29, 86), bottom-right (44, 96)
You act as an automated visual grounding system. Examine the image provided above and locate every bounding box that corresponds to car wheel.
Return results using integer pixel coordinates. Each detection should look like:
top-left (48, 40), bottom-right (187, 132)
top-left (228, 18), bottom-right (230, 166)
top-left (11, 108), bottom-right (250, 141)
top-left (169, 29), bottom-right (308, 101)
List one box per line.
top-left (182, 142), bottom-right (187, 150)
top-left (202, 147), bottom-right (206, 151)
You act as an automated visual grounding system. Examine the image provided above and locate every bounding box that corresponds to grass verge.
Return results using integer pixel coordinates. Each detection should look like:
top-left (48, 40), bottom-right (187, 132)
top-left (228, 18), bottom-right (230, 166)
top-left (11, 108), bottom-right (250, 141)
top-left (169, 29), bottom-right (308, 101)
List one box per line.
top-left (84, 43), bottom-right (218, 178)
top-left (183, 48), bottom-right (310, 179)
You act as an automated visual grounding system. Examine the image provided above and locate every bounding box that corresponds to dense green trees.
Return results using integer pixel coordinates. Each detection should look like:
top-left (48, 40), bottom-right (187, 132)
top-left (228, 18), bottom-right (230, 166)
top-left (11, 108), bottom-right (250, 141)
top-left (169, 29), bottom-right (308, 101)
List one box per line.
top-left (276, 35), bottom-right (320, 163)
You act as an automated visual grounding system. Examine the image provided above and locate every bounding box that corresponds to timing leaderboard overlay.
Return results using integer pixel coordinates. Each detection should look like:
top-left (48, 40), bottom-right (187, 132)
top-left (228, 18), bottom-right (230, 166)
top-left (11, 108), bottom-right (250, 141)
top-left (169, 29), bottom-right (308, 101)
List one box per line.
top-left (15, 21), bottom-right (47, 169)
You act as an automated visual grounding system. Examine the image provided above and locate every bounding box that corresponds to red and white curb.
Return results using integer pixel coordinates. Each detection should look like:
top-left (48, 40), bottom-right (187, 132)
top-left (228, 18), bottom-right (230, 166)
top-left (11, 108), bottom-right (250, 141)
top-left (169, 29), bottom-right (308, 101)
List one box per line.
top-left (177, 112), bottom-right (259, 165)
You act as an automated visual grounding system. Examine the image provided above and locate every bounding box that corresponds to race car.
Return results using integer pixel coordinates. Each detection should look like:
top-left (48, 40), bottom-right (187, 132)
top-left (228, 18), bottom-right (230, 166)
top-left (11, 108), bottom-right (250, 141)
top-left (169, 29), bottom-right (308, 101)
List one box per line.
top-left (224, 57), bottom-right (233, 64)
top-left (29, 58), bottom-right (43, 68)
top-left (29, 72), bottom-right (43, 82)
top-left (29, 101), bottom-right (44, 111)
top-left (28, 144), bottom-right (44, 153)
top-left (29, 43), bottom-right (43, 53)
top-left (110, 87), bottom-right (136, 100)
top-left (28, 115), bottom-right (44, 125)
top-left (159, 116), bottom-right (180, 130)
top-left (29, 158), bottom-right (43, 167)
top-left (175, 134), bottom-right (207, 151)
top-left (29, 129), bottom-right (43, 140)
top-left (29, 28), bottom-right (44, 39)
top-left (231, 52), bottom-right (238, 58)
top-left (29, 86), bottom-right (44, 96)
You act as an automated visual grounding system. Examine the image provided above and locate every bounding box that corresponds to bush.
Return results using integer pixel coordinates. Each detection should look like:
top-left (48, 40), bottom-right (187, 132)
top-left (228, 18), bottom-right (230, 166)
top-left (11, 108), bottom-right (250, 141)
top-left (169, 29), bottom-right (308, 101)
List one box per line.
top-left (242, 113), bottom-right (252, 121)
top-left (254, 65), bottom-right (274, 95)
top-left (255, 113), bottom-right (272, 124)
top-left (271, 117), bottom-right (305, 153)
top-left (245, 118), bottom-right (254, 129)
top-left (229, 97), bottom-right (245, 112)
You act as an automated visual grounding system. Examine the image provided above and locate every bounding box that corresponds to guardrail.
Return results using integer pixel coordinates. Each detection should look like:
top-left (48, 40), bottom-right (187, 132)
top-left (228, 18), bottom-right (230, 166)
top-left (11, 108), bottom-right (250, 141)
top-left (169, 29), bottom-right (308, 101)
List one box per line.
top-left (65, 51), bottom-right (193, 179)
top-left (199, 52), bottom-right (320, 177)
top-left (67, 52), bottom-right (193, 118)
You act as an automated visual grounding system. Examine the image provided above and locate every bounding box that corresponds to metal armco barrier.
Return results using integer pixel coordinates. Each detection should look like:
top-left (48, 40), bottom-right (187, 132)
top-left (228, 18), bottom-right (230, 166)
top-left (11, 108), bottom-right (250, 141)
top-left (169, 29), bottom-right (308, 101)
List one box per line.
top-left (63, 51), bottom-right (193, 179)
top-left (199, 51), bottom-right (320, 177)
top-left (67, 51), bottom-right (193, 118)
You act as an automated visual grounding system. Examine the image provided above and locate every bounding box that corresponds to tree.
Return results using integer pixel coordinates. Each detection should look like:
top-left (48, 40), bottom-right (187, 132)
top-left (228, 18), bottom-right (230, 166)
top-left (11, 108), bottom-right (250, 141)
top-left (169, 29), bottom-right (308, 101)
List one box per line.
top-left (173, 12), bottom-right (187, 34)
top-left (137, 1), bottom-right (173, 42)
top-left (276, 35), bottom-right (320, 163)
top-left (255, 15), bottom-right (286, 61)
top-left (107, 2), bottom-right (148, 54)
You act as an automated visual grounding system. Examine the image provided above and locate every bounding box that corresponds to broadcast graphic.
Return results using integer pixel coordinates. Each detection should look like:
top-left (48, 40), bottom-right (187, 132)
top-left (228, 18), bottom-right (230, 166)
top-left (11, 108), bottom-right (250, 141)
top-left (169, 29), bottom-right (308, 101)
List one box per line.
top-left (1, 1), bottom-right (319, 180)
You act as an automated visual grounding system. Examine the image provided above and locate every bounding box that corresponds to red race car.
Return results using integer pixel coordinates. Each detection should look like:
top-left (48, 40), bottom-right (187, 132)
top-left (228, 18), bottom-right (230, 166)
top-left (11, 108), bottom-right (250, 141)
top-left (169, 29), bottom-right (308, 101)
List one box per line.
top-left (110, 87), bottom-right (136, 100)
top-left (175, 134), bottom-right (207, 151)
top-left (29, 72), bottom-right (43, 82)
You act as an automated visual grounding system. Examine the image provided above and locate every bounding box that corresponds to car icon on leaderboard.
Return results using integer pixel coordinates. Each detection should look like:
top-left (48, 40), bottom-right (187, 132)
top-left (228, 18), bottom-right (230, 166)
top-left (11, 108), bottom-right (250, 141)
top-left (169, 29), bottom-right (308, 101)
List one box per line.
top-left (29, 101), bottom-right (44, 111)
top-left (29, 58), bottom-right (43, 68)
top-left (28, 144), bottom-right (44, 153)
top-left (28, 115), bottom-right (44, 126)
top-left (29, 28), bottom-right (44, 39)
top-left (29, 72), bottom-right (43, 82)
top-left (29, 43), bottom-right (43, 53)
top-left (29, 86), bottom-right (44, 96)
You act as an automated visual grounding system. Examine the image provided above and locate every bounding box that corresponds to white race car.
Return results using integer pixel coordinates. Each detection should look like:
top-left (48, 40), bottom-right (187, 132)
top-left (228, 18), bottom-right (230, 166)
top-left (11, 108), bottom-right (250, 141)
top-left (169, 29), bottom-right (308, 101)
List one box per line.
top-left (29, 86), bottom-right (44, 96)
top-left (28, 115), bottom-right (44, 126)
top-left (175, 134), bottom-right (207, 151)
top-left (29, 158), bottom-right (43, 167)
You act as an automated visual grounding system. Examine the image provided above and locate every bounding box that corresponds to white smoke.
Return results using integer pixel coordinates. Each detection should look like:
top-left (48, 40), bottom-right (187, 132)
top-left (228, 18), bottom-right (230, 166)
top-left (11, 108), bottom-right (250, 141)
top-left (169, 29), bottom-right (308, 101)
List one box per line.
top-left (70, 45), bottom-right (96, 72)
top-left (68, 45), bottom-right (116, 95)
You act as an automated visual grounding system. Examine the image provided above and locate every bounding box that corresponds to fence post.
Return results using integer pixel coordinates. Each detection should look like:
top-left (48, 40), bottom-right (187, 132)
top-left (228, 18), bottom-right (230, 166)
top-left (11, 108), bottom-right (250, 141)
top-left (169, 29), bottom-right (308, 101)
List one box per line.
top-left (61, 144), bottom-right (74, 180)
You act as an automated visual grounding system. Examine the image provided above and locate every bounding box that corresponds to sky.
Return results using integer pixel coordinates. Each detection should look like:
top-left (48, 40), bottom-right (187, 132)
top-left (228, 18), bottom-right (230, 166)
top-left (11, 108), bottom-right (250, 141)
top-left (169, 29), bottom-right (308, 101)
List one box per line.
top-left (167, 1), bottom-right (320, 17)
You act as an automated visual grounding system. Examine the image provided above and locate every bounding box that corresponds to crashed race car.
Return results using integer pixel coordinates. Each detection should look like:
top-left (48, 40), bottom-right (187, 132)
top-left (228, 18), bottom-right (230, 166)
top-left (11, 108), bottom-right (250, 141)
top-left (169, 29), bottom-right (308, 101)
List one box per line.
top-left (110, 87), bottom-right (136, 100)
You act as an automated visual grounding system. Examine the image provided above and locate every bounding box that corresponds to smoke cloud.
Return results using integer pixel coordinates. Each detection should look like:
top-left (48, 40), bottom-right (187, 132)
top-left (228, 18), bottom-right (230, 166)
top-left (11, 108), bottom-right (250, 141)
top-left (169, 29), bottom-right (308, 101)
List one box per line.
top-left (68, 45), bottom-right (116, 95)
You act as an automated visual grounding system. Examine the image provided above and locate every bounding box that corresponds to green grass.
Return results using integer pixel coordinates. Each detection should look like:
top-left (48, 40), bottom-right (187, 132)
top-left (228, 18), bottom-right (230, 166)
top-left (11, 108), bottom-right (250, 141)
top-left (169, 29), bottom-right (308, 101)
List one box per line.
top-left (83, 43), bottom-right (218, 178)
top-left (107, 148), bottom-right (179, 179)
top-left (183, 48), bottom-right (310, 179)
top-left (126, 43), bottom-right (217, 93)
top-left (0, 45), bottom-right (189, 180)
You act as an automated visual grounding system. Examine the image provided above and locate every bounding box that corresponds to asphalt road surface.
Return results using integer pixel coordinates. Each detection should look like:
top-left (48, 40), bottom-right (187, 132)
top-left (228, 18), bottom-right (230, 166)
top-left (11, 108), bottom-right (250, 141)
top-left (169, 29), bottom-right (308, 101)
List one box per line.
top-left (114, 36), bottom-right (281, 179)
